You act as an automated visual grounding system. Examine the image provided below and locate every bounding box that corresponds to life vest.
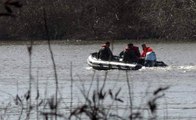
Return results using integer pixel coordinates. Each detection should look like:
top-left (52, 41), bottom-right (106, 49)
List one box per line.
top-left (131, 46), bottom-right (140, 58)
top-left (122, 47), bottom-right (138, 62)
top-left (141, 47), bottom-right (153, 57)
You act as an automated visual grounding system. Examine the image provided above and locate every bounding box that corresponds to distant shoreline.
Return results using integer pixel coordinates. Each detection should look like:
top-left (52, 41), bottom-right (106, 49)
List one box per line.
top-left (0, 39), bottom-right (195, 45)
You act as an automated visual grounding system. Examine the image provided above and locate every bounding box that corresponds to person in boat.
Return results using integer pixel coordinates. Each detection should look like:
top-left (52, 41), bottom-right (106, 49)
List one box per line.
top-left (141, 44), bottom-right (156, 67)
top-left (119, 43), bottom-right (140, 63)
top-left (98, 41), bottom-right (113, 61)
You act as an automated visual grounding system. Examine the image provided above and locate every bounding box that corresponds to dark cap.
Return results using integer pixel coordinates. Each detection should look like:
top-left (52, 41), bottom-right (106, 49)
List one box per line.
top-left (142, 44), bottom-right (146, 47)
top-left (105, 41), bottom-right (110, 45)
top-left (128, 43), bottom-right (133, 46)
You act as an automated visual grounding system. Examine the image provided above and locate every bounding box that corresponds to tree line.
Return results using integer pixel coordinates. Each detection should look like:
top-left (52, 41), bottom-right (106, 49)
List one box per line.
top-left (0, 0), bottom-right (195, 40)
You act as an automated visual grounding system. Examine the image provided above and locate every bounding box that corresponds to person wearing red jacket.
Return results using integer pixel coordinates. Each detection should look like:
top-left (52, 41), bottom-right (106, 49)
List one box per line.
top-left (141, 44), bottom-right (153, 58)
top-left (141, 44), bottom-right (156, 67)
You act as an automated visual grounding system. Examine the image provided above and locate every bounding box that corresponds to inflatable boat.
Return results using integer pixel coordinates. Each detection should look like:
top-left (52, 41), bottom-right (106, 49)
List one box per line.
top-left (87, 52), bottom-right (167, 70)
top-left (87, 52), bottom-right (142, 70)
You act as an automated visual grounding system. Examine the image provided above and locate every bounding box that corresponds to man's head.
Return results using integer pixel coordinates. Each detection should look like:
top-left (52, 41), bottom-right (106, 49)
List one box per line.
top-left (142, 44), bottom-right (146, 49)
top-left (105, 41), bottom-right (110, 47)
top-left (128, 43), bottom-right (133, 48)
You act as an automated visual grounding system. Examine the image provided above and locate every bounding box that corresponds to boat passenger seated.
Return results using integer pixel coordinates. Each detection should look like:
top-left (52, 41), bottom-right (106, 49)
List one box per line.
top-left (119, 43), bottom-right (140, 63)
top-left (98, 41), bottom-right (113, 61)
top-left (141, 44), bottom-right (156, 67)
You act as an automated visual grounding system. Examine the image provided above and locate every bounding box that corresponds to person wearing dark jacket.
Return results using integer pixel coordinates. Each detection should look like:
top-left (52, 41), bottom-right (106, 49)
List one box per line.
top-left (98, 41), bottom-right (113, 61)
top-left (129, 43), bottom-right (140, 61)
top-left (119, 43), bottom-right (140, 63)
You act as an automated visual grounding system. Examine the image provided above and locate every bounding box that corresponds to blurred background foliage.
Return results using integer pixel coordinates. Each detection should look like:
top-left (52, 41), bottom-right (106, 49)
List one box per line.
top-left (0, 0), bottom-right (195, 40)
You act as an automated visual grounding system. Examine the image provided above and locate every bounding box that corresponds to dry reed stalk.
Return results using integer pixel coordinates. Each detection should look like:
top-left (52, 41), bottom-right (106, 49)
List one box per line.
top-left (26, 39), bottom-right (33, 120)
top-left (70, 62), bottom-right (73, 113)
top-left (126, 70), bottom-right (133, 119)
top-left (43, 7), bottom-right (59, 120)
top-left (86, 70), bottom-right (96, 100)
top-left (36, 70), bottom-right (40, 120)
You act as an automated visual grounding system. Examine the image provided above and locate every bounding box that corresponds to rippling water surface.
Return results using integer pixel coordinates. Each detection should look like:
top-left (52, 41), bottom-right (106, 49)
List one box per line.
top-left (0, 41), bottom-right (196, 119)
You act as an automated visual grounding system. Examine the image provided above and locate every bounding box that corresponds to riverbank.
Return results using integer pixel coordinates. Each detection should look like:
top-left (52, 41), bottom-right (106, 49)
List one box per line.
top-left (0, 39), bottom-right (196, 46)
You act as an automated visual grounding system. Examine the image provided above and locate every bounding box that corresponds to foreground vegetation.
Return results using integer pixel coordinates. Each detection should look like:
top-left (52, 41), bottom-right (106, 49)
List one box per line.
top-left (0, 69), bottom-right (169, 120)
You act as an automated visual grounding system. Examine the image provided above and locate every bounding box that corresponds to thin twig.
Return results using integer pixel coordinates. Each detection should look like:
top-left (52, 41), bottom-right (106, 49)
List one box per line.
top-left (70, 62), bottom-right (73, 113)
top-left (86, 70), bottom-right (96, 100)
top-left (36, 70), bottom-right (39, 120)
top-left (126, 70), bottom-right (133, 120)
top-left (26, 39), bottom-right (33, 120)
top-left (43, 7), bottom-right (58, 120)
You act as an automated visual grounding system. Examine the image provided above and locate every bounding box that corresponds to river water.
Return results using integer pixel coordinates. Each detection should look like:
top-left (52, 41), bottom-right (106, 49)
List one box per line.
top-left (0, 40), bottom-right (196, 119)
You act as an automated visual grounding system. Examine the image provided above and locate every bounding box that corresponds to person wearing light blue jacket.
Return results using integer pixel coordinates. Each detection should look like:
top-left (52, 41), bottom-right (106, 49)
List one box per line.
top-left (145, 51), bottom-right (156, 66)
top-left (141, 44), bottom-right (156, 67)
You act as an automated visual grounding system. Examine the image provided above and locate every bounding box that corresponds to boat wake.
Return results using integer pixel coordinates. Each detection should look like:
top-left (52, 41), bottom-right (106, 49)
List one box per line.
top-left (85, 67), bottom-right (93, 70)
top-left (140, 65), bottom-right (196, 72)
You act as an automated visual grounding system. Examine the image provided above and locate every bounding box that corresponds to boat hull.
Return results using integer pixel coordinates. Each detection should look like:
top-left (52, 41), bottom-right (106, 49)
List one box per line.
top-left (87, 53), bottom-right (142, 70)
top-left (87, 52), bottom-right (167, 70)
